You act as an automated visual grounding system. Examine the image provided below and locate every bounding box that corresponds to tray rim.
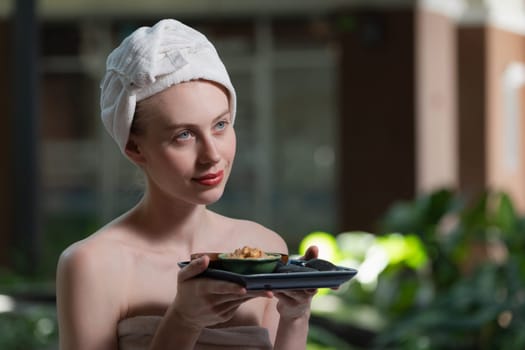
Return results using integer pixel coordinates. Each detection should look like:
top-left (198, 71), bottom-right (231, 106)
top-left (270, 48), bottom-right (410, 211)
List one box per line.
top-left (177, 261), bottom-right (358, 290)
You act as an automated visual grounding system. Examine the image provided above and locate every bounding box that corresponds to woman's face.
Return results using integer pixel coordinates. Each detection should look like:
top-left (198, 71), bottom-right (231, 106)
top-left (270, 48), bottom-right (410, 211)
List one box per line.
top-left (129, 80), bottom-right (236, 206)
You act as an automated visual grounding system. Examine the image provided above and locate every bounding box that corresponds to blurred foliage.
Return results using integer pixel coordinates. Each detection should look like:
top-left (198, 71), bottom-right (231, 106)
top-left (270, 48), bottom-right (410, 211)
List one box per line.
top-left (0, 305), bottom-right (57, 350)
top-left (0, 213), bottom-right (98, 349)
top-left (305, 188), bottom-right (525, 350)
top-left (307, 323), bottom-right (359, 350)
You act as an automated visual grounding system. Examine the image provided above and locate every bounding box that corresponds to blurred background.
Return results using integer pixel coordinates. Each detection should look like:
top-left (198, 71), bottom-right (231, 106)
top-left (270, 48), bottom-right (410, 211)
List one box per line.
top-left (1, 0), bottom-right (525, 349)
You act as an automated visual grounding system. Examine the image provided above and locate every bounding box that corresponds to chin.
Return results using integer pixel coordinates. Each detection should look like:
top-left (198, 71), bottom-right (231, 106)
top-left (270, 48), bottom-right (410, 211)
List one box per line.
top-left (196, 188), bottom-right (225, 205)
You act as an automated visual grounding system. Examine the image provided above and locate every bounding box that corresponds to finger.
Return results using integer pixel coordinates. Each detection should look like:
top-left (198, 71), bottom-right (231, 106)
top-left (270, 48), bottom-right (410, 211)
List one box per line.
top-left (274, 293), bottom-right (305, 308)
top-left (303, 245), bottom-right (319, 260)
top-left (204, 281), bottom-right (247, 295)
top-left (208, 289), bottom-right (273, 307)
top-left (274, 291), bottom-right (299, 303)
top-left (205, 294), bottom-right (253, 308)
top-left (245, 290), bottom-right (273, 299)
top-left (211, 295), bottom-right (255, 317)
top-left (215, 299), bottom-right (245, 321)
top-left (275, 289), bottom-right (317, 301)
top-left (178, 256), bottom-right (209, 281)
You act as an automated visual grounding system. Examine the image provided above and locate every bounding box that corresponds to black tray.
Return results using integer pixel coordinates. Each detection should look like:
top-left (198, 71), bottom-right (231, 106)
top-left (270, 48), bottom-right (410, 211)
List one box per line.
top-left (177, 261), bottom-right (358, 290)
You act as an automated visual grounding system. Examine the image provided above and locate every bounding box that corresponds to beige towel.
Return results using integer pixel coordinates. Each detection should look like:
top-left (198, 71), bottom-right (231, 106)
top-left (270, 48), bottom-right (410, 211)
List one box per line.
top-left (118, 315), bottom-right (273, 350)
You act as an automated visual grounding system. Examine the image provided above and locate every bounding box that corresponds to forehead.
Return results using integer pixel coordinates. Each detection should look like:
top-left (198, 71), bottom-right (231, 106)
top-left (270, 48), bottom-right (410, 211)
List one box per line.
top-left (138, 80), bottom-right (230, 125)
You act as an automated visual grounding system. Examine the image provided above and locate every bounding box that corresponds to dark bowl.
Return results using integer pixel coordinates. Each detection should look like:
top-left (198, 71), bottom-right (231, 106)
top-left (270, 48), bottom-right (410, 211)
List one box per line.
top-left (217, 253), bottom-right (282, 275)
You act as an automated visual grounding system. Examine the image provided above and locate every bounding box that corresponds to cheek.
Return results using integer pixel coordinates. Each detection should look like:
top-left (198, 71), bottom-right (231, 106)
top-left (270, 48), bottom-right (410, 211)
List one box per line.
top-left (147, 147), bottom-right (188, 175)
top-left (230, 137), bottom-right (237, 159)
top-left (164, 151), bottom-right (193, 173)
top-left (227, 131), bottom-right (237, 160)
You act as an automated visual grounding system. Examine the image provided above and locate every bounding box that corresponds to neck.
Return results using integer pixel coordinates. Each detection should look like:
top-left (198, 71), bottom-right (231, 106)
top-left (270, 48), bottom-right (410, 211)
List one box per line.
top-left (128, 188), bottom-right (211, 250)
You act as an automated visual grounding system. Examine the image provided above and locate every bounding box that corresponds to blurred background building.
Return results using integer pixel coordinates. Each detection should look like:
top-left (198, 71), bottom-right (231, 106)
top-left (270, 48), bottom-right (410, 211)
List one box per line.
top-left (0, 0), bottom-right (524, 277)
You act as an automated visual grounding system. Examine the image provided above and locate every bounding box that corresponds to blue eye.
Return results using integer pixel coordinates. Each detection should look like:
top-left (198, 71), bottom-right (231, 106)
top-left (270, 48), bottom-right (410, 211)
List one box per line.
top-left (176, 130), bottom-right (192, 140)
top-left (215, 120), bottom-right (228, 131)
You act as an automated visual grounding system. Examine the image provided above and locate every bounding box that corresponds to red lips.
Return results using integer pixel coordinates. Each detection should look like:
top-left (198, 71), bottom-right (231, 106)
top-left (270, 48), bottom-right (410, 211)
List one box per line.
top-left (193, 170), bottom-right (224, 186)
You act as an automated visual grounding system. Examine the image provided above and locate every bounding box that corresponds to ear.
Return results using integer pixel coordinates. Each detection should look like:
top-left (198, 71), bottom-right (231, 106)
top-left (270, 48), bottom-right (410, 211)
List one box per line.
top-left (124, 138), bottom-right (146, 165)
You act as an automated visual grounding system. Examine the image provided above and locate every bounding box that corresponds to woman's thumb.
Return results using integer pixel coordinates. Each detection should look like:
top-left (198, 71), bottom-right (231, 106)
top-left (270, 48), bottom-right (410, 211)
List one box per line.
top-left (178, 256), bottom-right (209, 281)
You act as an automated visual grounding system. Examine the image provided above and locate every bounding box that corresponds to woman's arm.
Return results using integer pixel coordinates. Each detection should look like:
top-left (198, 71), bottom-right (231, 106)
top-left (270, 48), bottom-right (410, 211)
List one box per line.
top-left (262, 246), bottom-right (319, 350)
top-left (149, 256), bottom-right (271, 350)
top-left (272, 289), bottom-right (316, 350)
top-left (56, 242), bottom-right (122, 350)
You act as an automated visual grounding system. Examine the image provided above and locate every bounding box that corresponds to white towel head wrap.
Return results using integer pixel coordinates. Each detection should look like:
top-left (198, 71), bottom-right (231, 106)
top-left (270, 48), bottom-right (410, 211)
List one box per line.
top-left (100, 19), bottom-right (237, 153)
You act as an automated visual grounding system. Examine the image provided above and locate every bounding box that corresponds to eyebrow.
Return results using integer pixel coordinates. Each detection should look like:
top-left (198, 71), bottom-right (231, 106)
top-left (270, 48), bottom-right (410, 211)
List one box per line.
top-left (163, 109), bottom-right (231, 131)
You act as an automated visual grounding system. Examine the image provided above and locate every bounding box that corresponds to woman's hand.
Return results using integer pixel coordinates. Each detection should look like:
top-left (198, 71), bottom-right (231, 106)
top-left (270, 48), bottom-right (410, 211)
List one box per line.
top-left (171, 256), bottom-right (271, 329)
top-left (273, 245), bottom-right (319, 320)
top-left (273, 288), bottom-right (317, 320)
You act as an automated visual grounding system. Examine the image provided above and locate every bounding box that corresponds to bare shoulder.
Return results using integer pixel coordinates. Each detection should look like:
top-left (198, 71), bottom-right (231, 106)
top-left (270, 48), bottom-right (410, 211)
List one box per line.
top-left (56, 228), bottom-right (128, 348)
top-left (57, 229), bottom-right (125, 280)
top-left (56, 226), bottom-right (131, 315)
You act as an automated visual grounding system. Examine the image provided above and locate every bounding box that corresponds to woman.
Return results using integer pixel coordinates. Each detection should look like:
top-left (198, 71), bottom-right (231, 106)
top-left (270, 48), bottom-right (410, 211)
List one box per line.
top-left (56, 19), bottom-right (318, 350)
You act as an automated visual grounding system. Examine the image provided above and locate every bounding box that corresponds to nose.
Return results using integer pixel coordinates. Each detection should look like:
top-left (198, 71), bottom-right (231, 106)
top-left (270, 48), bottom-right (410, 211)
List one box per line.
top-left (198, 135), bottom-right (220, 165)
